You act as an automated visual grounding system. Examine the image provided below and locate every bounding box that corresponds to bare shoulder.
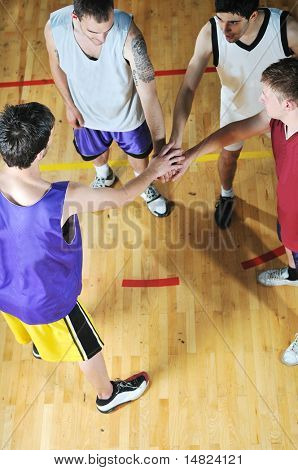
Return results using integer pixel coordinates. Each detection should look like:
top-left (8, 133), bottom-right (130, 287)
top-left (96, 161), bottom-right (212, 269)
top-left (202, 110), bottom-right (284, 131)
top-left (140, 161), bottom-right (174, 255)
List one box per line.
top-left (194, 21), bottom-right (212, 56)
top-left (286, 14), bottom-right (298, 53)
top-left (124, 20), bottom-right (147, 58)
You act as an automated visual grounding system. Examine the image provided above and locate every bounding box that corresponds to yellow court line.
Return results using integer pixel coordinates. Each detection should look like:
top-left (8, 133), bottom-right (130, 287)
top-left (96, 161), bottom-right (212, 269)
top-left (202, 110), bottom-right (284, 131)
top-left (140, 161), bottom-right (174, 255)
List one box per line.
top-left (39, 151), bottom-right (273, 172)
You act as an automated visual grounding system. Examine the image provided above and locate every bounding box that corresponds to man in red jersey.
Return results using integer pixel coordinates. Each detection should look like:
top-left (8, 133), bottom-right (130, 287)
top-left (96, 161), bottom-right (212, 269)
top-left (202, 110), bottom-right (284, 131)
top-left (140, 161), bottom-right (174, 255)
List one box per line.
top-left (164, 57), bottom-right (298, 365)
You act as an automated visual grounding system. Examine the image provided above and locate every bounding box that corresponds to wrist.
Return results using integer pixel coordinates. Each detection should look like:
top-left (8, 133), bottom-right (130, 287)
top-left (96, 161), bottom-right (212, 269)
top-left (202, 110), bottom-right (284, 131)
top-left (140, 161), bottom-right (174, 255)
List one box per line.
top-left (153, 137), bottom-right (166, 154)
top-left (169, 132), bottom-right (182, 147)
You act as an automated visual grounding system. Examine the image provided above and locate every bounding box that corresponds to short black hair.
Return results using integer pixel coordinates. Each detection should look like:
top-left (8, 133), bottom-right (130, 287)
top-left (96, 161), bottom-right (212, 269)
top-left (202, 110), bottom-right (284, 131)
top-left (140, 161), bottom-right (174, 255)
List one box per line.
top-left (215, 0), bottom-right (259, 19)
top-left (73, 0), bottom-right (114, 22)
top-left (0, 102), bottom-right (55, 169)
top-left (262, 58), bottom-right (298, 103)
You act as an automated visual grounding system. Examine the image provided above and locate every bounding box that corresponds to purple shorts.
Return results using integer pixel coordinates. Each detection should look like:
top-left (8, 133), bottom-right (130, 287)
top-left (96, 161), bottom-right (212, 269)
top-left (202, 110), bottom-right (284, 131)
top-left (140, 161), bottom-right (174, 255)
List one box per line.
top-left (73, 121), bottom-right (153, 161)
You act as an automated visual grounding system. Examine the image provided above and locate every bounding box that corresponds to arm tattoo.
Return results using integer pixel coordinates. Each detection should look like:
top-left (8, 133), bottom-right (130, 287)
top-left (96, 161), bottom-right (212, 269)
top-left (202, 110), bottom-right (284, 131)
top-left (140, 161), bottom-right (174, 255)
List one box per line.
top-left (131, 34), bottom-right (155, 83)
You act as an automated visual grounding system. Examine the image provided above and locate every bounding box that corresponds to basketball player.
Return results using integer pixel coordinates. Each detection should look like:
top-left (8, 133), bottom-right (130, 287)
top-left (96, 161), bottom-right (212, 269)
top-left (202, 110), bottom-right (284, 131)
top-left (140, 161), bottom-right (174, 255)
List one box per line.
top-left (170, 0), bottom-right (298, 228)
top-left (168, 57), bottom-right (298, 365)
top-left (0, 102), bottom-right (183, 412)
top-left (45, 0), bottom-right (170, 217)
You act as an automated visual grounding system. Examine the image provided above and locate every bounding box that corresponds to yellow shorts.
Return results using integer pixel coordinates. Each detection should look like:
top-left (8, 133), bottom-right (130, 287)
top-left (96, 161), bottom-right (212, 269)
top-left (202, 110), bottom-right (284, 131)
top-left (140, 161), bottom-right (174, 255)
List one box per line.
top-left (2, 299), bottom-right (104, 362)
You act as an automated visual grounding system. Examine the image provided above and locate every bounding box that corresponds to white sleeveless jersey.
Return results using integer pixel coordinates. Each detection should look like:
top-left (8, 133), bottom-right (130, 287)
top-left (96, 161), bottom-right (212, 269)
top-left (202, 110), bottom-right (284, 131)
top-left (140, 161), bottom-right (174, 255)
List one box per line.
top-left (50, 6), bottom-right (145, 131)
top-left (210, 8), bottom-right (293, 122)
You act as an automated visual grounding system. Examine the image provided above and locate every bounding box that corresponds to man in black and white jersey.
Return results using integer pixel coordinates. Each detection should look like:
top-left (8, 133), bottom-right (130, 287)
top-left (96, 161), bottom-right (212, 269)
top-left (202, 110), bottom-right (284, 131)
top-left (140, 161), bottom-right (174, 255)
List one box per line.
top-left (169, 0), bottom-right (298, 229)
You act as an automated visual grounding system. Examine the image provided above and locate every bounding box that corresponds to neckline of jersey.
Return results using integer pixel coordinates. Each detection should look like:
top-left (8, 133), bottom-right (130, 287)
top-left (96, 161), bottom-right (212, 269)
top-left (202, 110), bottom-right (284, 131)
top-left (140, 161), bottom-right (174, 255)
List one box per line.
top-left (235, 8), bottom-right (270, 52)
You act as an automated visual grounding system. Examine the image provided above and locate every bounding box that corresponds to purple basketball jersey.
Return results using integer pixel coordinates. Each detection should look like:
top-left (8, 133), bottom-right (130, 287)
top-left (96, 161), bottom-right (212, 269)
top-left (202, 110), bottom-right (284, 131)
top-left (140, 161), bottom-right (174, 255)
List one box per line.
top-left (0, 181), bottom-right (82, 325)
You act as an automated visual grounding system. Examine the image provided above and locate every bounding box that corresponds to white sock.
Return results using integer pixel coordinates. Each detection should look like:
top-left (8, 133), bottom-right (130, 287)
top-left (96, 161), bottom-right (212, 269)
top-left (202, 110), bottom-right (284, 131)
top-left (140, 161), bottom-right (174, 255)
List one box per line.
top-left (95, 163), bottom-right (110, 178)
top-left (221, 186), bottom-right (234, 198)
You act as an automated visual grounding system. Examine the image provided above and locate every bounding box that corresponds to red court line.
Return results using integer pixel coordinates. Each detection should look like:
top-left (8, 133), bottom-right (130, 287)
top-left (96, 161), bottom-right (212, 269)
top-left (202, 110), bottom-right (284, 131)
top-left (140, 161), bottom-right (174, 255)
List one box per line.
top-left (0, 79), bottom-right (54, 88)
top-left (241, 245), bottom-right (286, 270)
top-left (0, 67), bottom-right (217, 88)
top-left (122, 277), bottom-right (180, 287)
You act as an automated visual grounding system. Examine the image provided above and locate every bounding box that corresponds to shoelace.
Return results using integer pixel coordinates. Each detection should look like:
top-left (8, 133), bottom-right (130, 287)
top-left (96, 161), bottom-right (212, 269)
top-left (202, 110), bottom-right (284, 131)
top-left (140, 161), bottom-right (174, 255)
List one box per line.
top-left (269, 268), bottom-right (288, 279)
top-left (94, 176), bottom-right (106, 186)
top-left (290, 333), bottom-right (298, 351)
top-left (144, 185), bottom-right (159, 201)
top-left (116, 380), bottom-right (138, 391)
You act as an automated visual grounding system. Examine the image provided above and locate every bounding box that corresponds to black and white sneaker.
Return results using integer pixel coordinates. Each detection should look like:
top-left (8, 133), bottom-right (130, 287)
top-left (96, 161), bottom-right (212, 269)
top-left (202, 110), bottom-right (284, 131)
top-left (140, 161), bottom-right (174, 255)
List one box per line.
top-left (96, 371), bottom-right (149, 414)
top-left (32, 344), bottom-right (41, 359)
top-left (214, 195), bottom-right (235, 229)
top-left (91, 168), bottom-right (116, 189)
top-left (141, 184), bottom-right (171, 217)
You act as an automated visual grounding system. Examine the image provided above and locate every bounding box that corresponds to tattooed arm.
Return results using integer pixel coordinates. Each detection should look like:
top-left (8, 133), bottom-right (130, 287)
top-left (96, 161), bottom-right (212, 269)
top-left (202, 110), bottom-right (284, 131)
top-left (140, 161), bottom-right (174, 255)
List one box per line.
top-left (124, 21), bottom-right (166, 153)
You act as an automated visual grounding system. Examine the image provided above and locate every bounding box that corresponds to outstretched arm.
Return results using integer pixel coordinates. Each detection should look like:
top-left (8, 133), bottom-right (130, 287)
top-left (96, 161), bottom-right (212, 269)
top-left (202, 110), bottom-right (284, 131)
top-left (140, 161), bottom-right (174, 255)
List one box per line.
top-left (169, 110), bottom-right (270, 181)
top-left (170, 22), bottom-right (213, 148)
top-left (62, 147), bottom-right (184, 223)
top-left (124, 21), bottom-right (166, 154)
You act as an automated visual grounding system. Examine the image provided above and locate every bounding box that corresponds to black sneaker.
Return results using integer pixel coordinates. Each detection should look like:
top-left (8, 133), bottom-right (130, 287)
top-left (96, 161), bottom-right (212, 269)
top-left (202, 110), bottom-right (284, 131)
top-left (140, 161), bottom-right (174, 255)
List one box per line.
top-left (96, 371), bottom-right (149, 414)
top-left (32, 344), bottom-right (41, 359)
top-left (214, 195), bottom-right (235, 229)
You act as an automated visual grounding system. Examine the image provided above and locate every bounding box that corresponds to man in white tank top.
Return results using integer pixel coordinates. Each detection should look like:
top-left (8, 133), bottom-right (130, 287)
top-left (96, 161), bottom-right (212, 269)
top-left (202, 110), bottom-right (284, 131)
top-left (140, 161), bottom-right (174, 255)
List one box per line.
top-left (45, 0), bottom-right (171, 218)
top-left (170, 0), bottom-right (298, 228)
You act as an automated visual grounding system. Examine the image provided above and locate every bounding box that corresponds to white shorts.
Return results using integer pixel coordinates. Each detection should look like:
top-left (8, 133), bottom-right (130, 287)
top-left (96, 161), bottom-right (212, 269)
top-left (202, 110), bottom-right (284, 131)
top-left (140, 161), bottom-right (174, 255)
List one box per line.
top-left (220, 101), bottom-right (263, 152)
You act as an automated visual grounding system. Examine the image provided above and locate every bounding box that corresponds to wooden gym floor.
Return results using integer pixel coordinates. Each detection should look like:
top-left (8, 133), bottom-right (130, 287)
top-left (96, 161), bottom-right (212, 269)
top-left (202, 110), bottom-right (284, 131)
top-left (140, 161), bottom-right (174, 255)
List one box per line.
top-left (0, 0), bottom-right (297, 450)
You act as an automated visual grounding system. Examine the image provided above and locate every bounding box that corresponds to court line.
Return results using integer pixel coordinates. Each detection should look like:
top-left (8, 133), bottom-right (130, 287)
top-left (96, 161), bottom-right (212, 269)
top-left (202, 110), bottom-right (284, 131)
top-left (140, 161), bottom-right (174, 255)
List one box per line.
top-left (241, 245), bottom-right (285, 270)
top-left (0, 67), bottom-right (217, 88)
top-left (122, 277), bottom-right (180, 287)
top-left (39, 151), bottom-right (272, 172)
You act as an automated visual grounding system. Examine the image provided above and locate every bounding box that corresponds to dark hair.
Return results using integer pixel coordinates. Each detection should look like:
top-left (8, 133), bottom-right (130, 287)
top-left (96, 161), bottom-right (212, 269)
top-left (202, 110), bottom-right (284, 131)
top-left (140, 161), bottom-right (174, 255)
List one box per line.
top-left (215, 0), bottom-right (259, 19)
top-left (73, 0), bottom-right (114, 22)
top-left (0, 102), bottom-right (55, 169)
top-left (261, 58), bottom-right (298, 103)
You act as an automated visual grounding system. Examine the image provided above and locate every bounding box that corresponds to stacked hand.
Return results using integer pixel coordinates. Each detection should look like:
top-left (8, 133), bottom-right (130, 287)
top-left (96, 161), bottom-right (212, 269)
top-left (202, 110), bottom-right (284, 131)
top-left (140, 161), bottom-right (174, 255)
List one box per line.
top-left (148, 145), bottom-right (185, 179)
top-left (156, 141), bottom-right (192, 183)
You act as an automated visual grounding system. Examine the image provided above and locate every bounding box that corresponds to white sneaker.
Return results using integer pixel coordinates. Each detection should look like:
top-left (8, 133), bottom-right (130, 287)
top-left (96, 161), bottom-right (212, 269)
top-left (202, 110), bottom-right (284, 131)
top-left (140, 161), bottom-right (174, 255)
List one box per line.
top-left (257, 267), bottom-right (298, 286)
top-left (141, 184), bottom-right (171, 217)
top-left (280, 334), bottom-right (298, 366)
top-left (90, 168), bottom-right (116, 189)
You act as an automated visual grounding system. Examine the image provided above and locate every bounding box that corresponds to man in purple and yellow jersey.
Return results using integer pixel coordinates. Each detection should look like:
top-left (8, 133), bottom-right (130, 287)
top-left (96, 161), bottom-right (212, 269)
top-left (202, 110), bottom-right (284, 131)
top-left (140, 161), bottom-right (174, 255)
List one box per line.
top-left (0, 102), bottom-right (183, 412)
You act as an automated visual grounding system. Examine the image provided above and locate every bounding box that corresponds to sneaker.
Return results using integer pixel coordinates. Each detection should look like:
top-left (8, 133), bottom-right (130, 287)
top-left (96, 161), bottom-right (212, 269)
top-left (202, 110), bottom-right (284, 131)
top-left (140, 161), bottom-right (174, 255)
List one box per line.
top-left (96, 371), bottom-right (149, 414)
top-left (280, 334), bottom-right (298, 366)
top-left (32, 344), bottom-right (41, 359)
top-left (141, 184), bottom-right (171, 217)
top-left (257, 267), bottom-right (298, 286)
top-left (214, 195), bottom-right (235, 229)
top-left (91, 168), bottom-right (116, 189)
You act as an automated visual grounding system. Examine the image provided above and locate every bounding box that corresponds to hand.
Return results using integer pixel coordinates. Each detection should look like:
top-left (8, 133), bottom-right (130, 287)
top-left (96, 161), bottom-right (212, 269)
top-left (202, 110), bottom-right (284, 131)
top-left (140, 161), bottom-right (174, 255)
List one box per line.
top-left (156, 141), bottom-right (183, 183)
top-left (66, 106), bottom-right (84, 129)
top-left (170, 151), bottom-right (193, 182)
top-left (148, 147), bottom-right (185, 179)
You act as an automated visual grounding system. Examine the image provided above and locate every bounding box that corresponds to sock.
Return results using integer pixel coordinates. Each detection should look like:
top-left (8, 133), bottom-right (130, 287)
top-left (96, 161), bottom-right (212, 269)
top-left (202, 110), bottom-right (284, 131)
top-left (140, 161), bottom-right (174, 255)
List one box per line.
top-left (287, 266), bottom-right (298, 281)
top-left (95, 163), bottom-right (110, 178)
top-left (221, 186), bottom-right (234, 198)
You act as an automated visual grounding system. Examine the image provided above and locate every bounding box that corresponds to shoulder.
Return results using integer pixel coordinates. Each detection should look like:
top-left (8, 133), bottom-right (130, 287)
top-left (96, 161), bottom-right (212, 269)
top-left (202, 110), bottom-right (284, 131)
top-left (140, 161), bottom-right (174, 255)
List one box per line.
top-left (286, 14), bottom-right (298, 46)
top-left (114, 9), bottom-right (133, 32)
top-left (49, 5), bottom-right (72, 30)
top-left (193, 21), bottom-right (212, 57)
